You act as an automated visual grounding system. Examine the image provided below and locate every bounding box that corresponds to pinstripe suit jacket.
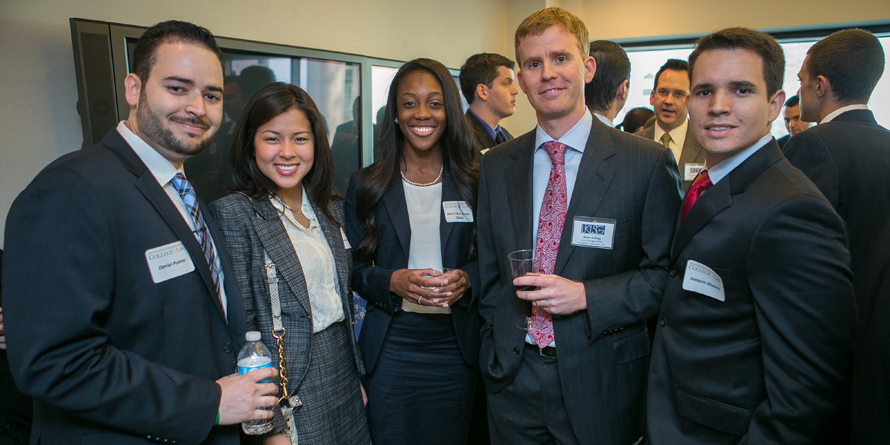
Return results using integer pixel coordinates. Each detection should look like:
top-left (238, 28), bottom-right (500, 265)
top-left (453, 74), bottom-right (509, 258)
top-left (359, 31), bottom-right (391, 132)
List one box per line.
top-left (637, 122), bottom-right (705, 192)
top-left (209, 193), bottom-right (364, 434)
top-left (477, 117), bottom-right (682, 444)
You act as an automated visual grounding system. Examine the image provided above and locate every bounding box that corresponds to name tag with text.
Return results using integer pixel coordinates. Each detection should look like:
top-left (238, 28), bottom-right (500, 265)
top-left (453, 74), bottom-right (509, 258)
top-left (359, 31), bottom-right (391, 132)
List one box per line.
top-left (685, 163), bottom-right (706, 181)
top-left (571, 217), bottom-right (615, 249)
top-left (443, 201), bottom-right (474, 223)
top-left (682, 259), bottom-right (725, 301)
top-left (145, 241), bottom-right (195, 284)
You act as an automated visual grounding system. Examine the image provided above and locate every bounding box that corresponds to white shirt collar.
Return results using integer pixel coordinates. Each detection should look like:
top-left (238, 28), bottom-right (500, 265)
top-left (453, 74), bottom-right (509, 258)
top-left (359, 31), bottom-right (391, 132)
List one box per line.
top-left (270, 186), bottom-right (318, 230)
top-left (534, 110), bottom-right (593, 154)
top-left (653, 119), bottom-right (688, 148)
top-left (821, 104), bottom-right (869, 124)
top-left (592, 112), bottom-right (613, 127)
top-left (706, 134), bottom-right (773, 185)
top-left (116, 121), bottom-right (183, 187)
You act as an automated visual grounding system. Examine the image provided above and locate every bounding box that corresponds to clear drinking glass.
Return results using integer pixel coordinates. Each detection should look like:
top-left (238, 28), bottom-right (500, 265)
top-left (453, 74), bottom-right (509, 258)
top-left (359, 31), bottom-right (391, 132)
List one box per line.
top-left (508, 249), bottom-right (535, 330)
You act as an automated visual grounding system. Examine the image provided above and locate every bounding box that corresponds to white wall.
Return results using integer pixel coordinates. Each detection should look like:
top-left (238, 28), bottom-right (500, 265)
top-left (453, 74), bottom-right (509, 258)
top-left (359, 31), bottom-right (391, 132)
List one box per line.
top-left (1, 0), bottom-right (888, 246)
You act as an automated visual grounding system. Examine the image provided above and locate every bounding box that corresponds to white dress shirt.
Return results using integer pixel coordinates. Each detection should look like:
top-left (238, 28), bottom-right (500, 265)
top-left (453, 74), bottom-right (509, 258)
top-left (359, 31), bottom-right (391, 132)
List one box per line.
top-left (116, 121), bottom-right (228, 318)
top-left (653, 119), bottom-right (689, 165)
top-left (821, 104), bottom-right (869, 124)
top-left (272, 187), bottom-right (345, 333)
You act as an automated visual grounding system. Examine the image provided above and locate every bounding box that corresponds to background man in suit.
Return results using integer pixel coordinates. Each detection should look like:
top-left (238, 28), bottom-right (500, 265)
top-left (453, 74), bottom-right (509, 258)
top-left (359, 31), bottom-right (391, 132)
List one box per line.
top-left (460, 53), bottom-right (519, 154)
top-left (477, 7), bottom-right (681, 444)
top-left (776, 95), bottom-right (811, 149)
top-left (585, 40), bottom-right (631, 127)
top-left (2, 21), bottom-right (277, 444)
top-left (637, 59), bottom-right (706, 191)
top-left (647, 27), bottom-right (855, 444)
top-left (782, 29), bottom-right (889, 442)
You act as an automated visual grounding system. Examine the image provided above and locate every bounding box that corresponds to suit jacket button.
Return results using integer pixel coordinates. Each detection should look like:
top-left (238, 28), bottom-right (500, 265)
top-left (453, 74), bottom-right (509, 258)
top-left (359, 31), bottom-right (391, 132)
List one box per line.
top-left (669, 269), bottom-right (677, 278)
top-left (659, 318), bottom-right (666, 327)
top-left (223, 342), bottom-right (233, 353)
top-left (513, 347), bottom-right (520, 355)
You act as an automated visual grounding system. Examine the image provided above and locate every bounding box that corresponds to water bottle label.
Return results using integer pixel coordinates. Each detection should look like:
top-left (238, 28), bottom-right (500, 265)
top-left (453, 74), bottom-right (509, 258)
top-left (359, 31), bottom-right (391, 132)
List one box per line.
top-left (237, 359), bottom-right (273, 383)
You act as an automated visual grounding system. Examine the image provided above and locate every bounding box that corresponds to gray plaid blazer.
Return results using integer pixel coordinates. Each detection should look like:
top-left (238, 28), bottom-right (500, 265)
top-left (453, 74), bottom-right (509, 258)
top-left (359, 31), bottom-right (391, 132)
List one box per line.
top-left (209, 192), bottom-right (364, 433)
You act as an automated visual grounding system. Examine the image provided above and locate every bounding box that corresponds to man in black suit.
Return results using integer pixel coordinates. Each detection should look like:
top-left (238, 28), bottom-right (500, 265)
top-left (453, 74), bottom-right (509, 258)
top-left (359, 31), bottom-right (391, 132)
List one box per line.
top-left (646, 27), bottom-right (855, 444)
top-left (783, 29), bottom-right (889, 442)
top-left (477, 7), bottom-right (681, 444)
top-left (460, 53), bottom-right (518, 154)
top-left (637, 59), bottom-right (706, 191)
top-left (776, 95), bottom-right (810, 149)
top-left (585, 40), bottom-right (630, 127)
top-left (2, 21), bottom-right (277, 444)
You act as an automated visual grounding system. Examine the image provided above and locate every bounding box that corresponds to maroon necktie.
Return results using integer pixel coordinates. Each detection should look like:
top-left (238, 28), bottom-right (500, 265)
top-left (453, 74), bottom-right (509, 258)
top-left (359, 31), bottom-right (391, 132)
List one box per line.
top-left (681, 170), bottom-right (712, 220)
top-left (528, 141), bottom-right (568, 348)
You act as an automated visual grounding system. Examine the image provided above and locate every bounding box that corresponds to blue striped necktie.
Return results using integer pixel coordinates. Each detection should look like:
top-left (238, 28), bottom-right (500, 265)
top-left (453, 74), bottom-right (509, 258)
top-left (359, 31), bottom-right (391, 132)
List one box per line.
top-left (170, 173), bottom-right (222, 308)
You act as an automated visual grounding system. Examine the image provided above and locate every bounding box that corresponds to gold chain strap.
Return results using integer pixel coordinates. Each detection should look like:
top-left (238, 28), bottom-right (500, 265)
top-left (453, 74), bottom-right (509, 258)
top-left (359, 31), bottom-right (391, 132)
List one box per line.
top-left (271, 328), bottom-right (288, 401)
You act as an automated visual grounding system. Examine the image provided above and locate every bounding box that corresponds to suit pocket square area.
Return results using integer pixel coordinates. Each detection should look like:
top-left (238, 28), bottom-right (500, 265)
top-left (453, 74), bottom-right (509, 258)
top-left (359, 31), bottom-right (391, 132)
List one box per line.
top-left (613, 329), bottom-right (650, 364)
top-left (675, 388), bottom-right (751, 437)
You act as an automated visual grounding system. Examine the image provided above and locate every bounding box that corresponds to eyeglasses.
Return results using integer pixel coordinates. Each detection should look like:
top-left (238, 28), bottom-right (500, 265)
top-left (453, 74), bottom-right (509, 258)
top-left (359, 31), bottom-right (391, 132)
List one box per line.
top-left (654, 89), bottom-right (688, 100)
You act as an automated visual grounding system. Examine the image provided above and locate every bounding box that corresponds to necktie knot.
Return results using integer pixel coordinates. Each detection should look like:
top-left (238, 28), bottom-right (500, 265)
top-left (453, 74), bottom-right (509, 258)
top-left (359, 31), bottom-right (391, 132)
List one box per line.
top-left (681, 170), bottom-right (713, 220)
top-left (660, 133), bottom-right (672, 148)
top-left (543, 141), bottom-right (567, 165)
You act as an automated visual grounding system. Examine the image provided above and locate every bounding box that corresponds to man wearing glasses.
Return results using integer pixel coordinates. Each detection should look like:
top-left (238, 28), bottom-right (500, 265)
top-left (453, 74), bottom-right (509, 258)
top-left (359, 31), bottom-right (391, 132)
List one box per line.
top-left (637, 59), bottom-right (705, 192)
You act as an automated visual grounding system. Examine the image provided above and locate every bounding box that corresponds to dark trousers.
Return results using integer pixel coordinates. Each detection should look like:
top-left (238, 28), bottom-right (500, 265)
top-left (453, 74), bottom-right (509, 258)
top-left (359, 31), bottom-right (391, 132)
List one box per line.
top-left (487, 345), bottom-right (580, 445)
top-left (365, 311), bottom-right (475, 445)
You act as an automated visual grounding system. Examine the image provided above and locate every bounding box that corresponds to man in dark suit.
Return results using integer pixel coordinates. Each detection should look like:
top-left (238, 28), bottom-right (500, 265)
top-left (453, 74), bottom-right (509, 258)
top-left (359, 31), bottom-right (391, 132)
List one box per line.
top-left (2, 21), bottom-right (277, 444)
top-left (637, 59), bottom-right (706, 191)
top-left (585, 40), bottom-right (630, 127)
top-left (783, 29), bottom-right (889, 442)
top-left (647, 27), bottom-right (855, 444)
top-left (477, 8), bottom-right (681, 444)
top-left (460, 53), bottom-right (518, 155)
top-left (776, 95), bottom-right (811, 149)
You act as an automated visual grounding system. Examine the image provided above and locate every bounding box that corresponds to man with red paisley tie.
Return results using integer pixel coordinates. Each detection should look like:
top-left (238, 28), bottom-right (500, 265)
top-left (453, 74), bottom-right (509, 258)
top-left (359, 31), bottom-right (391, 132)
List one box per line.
top-left (476, 7), bottom-right (682, 445)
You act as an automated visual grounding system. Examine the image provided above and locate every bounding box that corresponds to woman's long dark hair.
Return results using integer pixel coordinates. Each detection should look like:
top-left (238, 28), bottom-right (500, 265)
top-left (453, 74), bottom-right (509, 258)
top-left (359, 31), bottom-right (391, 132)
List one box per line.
top-left (353, 58), bottom-right (478, 262)
top-left (228, 82), bottom-right (340, 226)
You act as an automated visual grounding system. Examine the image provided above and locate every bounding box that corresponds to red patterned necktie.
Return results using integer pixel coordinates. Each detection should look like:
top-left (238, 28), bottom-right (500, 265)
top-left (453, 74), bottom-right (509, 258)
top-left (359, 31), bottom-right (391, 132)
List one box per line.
top-left (528, 141), bottom-right (568, 348)
top-left (681, 170), bottom-right (712, 220)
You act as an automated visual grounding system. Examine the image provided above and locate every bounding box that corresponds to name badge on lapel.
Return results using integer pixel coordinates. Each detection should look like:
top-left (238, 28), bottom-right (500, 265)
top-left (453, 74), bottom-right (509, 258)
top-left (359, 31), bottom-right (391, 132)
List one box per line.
top-left (443, 201), bottom-right (473, 223)
top-left (682, 260), bottom-right (725, 301)
top-left (685, 163), bottom-right (706, 181)
top-left (571, 217), bottom-right (615, 250)
top-left (145, 241), bottom-right (195, 283)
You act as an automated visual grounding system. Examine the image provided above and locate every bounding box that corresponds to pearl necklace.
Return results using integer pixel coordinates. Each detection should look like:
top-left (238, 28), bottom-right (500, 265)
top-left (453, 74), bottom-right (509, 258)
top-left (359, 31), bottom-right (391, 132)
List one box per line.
top-left (401, 165), bottom-right (443, 187)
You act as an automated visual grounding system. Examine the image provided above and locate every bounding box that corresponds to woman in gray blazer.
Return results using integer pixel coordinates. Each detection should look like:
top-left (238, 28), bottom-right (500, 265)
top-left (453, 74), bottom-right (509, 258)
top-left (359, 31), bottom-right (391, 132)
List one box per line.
top-left (209, 83), bottom-right (369, 445)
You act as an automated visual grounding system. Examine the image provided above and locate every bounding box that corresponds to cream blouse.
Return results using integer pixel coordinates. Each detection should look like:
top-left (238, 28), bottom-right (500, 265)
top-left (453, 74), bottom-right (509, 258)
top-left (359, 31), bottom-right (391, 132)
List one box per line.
top-left (271, 188), bottom-right (344, 333)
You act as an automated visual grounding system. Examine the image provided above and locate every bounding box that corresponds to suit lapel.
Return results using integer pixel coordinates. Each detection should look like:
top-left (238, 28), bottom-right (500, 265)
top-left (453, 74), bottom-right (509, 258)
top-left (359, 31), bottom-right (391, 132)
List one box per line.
top-left (250, 198), bottom-right (312, 315)
top-left (671, 140), bottom-right (785, 257)
top-left (679, 125), bottom-right (705, 167)
top-left (553, 120), bottom-right (616, 275)
top-left (105, 132), bottom-right (227, 321)
top-left (439, 170), bottom-right (457, 255)
top-left (382, 178), bottom-right (411, 261)
top-left (504, 133), bottom-right (536, 251)
top-left (314, 199), bottom-right (351, 316)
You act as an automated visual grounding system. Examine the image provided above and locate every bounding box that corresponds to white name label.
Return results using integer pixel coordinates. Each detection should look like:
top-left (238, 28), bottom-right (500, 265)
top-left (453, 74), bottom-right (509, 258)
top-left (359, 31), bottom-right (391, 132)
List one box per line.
top-left (145, 241), bottom-right (195, 284)
top-left (570, 217), bottom-right (615, 250)
top-left (682, 259), bottom-right (725, 302)
top-left (443, 201), bottom-right (474, 223)
top-left (685, 163), bottom-right (706, 181)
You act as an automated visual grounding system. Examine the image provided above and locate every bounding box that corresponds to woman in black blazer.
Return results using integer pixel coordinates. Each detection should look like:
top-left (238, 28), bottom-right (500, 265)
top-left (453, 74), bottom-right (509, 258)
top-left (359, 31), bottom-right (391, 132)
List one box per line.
top-left (344, 59), bottom-right (480, 445)
top-left (210, 83), bottom-right (369, 445)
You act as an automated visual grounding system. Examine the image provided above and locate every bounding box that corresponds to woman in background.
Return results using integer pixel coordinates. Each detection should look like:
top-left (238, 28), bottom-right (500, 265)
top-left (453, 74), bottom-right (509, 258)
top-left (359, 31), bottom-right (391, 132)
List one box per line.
top-left (210, 82), bottom-right (369, 445)
top-left (345, 58), bottom-right (480, 445)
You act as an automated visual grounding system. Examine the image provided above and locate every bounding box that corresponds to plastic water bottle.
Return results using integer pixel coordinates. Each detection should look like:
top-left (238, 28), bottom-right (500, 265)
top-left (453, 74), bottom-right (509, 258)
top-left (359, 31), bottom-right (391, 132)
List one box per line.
top-left (237, 331), bottom-right (274, 435)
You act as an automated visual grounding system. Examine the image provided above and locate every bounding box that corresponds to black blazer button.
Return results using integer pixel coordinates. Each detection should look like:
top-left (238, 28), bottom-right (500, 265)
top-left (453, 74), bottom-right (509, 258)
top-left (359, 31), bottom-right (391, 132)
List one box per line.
top-left (659, 318), bottom-right (666, 327)
top-left (222, 342), bottom-right (233, 353)
top-left (513, 347), bottom-right (520, 355)
top-left (669, 269), bottom-right (677, 278)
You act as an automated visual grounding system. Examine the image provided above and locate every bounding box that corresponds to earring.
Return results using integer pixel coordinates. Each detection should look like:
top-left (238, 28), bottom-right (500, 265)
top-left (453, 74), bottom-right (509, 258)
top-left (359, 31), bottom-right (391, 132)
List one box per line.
top-left (394, 118), bottom-right (399, 124)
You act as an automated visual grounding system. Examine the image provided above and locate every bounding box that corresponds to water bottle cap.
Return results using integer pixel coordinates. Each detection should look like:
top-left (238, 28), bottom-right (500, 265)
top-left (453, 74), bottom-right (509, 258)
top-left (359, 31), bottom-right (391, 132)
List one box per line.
top-left (245, 331), bottom-right (262, 341)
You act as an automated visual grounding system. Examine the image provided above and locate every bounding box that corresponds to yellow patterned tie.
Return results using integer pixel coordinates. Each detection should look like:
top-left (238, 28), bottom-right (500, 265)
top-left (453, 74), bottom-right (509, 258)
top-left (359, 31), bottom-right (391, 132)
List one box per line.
top-left (660, 132), bottom-right (672, 148)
